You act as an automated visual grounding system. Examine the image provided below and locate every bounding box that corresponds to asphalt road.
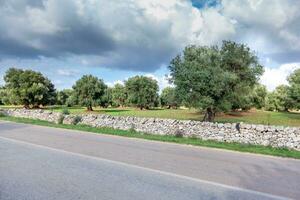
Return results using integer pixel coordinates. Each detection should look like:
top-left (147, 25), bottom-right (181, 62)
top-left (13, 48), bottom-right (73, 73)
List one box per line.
top-left (0, 121), bottom-right (299, 200)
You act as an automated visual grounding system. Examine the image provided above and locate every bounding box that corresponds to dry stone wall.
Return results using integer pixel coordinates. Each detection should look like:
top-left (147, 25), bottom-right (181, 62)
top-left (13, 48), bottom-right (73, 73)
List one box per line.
top-left (1, 108), bottom-right (299, 150)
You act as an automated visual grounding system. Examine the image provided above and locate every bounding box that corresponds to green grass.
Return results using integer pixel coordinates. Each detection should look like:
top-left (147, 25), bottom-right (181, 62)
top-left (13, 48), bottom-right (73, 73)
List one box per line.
top-left (42, 106), bottom-right (300, 127)
top-left (1, 115), bottom-right (299, 159)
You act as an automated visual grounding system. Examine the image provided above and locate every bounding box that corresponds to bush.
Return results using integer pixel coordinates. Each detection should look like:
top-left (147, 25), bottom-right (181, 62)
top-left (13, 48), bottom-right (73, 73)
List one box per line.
top-left (62, 108), bottom-right (70, 115)
top-left (129, 124), bottom-right (136, 133)
top-left (174, 129), bottom-right (184, 138)
top-left (72, 115), bottom-right (82, 125)
top-left (58, 114), bottom-right (65, 124)
top-left (0, 112), bottom-right (7, 117)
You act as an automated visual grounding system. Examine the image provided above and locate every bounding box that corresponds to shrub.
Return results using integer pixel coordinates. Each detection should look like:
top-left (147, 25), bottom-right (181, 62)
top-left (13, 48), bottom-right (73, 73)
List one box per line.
top-left (62, 108), bottom-right (70, 115)
top-left (0, 111), bottom-right (6, 117)
top-left (174, 129), bottom-right (184, 138)
top-left (58, 114), bottom-right (65, 124)
top-left (72, 115), bottom-right (82, 125)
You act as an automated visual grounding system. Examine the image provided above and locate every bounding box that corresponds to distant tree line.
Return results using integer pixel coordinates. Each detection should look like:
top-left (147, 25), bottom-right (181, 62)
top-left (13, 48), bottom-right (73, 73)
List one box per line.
top-left (1, 41), bottom-right (299, 121)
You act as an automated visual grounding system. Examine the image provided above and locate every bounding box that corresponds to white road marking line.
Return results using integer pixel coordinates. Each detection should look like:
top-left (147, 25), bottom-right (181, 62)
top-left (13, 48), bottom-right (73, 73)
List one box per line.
top-left (0, 136), bottom-right (291, 200)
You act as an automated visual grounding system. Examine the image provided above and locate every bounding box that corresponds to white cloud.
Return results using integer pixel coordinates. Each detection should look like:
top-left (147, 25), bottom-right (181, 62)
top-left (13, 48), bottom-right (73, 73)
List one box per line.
top-left (105, 80), bottom-right (124, 87)
top-left (144, 73), bottom-right (172, 92)
top-left (260, 63), bottom-right (300, 91)
top-left (222, 0), bottom-right (300, 58)
top-left (57, 69), bottom-right (79, 77)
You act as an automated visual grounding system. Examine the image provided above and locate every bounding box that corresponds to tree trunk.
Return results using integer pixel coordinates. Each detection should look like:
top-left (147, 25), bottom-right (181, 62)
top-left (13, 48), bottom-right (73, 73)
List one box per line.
top-left (87, 105), bottom-right (93, 111)
top-left (202, 107), bottom-right (215, 122)
top-left (33, 105), bottom-right (40, 109)
top-left (24, 104), bottom-right (30, 109)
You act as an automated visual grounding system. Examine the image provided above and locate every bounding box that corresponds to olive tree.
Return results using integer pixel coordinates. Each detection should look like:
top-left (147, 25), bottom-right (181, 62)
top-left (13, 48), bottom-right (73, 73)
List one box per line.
top-left (169, 41), bottom-right (264, 121)
top-left (3, 68), bottom-right (56, 108)
top-left (287, 68), bottom-right (300, 110)
top-left (112, 83), bottom-right (127, 107)
top-left (160, 87), bottom-right (179, 108)
top-left (265, 85), bottom-right (290, 111)
top-left (72, 75), bottom-right (106, 111)
top-left (125, 76), bottom-right (159, 110)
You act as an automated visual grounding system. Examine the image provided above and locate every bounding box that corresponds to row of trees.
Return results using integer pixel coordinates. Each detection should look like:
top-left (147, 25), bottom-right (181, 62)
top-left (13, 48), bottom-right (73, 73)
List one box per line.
top-left (1, 41), bottom-right (299, 121)
top-left (264, 69), bottom-right (300, 111)
top-left (0, 68), bottom-right (162, 111)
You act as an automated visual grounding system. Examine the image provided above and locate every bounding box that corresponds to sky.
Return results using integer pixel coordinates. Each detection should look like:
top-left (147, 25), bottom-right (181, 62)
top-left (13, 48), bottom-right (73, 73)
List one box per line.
top-left (0, 0), bottom-right (300, 91)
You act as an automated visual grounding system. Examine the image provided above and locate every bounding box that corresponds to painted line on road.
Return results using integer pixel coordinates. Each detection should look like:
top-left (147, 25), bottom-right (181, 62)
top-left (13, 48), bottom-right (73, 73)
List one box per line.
top-left (0, 136), bottom-right (291, 200)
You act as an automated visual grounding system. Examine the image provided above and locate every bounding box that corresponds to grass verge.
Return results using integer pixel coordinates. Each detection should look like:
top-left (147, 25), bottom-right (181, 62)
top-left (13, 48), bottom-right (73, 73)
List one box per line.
top-left (0, 116), bottom-right (299, 159)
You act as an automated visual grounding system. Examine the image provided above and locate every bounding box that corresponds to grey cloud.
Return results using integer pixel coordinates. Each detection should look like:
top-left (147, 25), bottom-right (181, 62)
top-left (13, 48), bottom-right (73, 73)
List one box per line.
top-left (266, 51), bottom-right (300, 64)
top-left (0, 0), bottom-right (198, 72)
top-left (0, 0), bottom-right (115, 58)
top-left (1, 0), bottom-right (299, 72)
top-left (222, 0), bottom-right (300, 64)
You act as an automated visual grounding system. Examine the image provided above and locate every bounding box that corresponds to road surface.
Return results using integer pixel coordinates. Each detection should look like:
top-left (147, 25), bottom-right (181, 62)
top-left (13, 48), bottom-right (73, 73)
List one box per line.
top-left (0, 121), bottom-right (299, 200)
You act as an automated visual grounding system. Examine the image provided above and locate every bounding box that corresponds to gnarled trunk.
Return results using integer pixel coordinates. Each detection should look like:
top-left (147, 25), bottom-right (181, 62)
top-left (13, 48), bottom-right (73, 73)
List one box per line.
top-left (87, 105), bottom-right (93, 111)
top-left (24, 104), bottom-right (30, 109)
top-left (202, 107), bottom-right (215, 122)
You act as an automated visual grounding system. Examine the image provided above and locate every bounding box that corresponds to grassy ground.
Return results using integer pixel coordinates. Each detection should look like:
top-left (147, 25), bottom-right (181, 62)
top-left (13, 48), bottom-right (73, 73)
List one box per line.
top-left (44, 106), bottom-right (300, 127)
top-left (1, 105), bottom-right (300, 126)
top-left (0, 115), bottom-right (299, 159)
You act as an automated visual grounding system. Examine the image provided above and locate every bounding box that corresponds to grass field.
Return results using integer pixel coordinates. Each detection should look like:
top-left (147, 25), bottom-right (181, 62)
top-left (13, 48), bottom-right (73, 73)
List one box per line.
top-left (44, 106), bottom-right (300, 127)
top-left (1, 105), bottom-right (300, 126)
top-left (1, 115), bottom-right (299, 159)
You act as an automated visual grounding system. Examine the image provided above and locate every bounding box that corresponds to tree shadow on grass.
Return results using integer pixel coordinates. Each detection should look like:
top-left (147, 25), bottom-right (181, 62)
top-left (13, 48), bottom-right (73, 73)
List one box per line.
top-left (101, 109), bottom-right (130, 113)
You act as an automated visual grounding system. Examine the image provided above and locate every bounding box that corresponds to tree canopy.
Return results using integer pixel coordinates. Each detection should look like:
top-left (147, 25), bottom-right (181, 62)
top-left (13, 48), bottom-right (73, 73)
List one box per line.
top-left (287, 68), bottom-right (300, 110)
top-left (72, 75), bottom-right (106, 111)
top-left (265, 85), bottom-right (290, 111)
top-left (160, 87), bottom-right (179, 108)
top-left (125, 76), bottom-right (159, 109)
top-left (112, 83), bottom-right (127, 107)
top-left (100, 86), bottom-right (113, 108)
top-left (56, 89), bottom-right (73, 105)
top-left (169, 41), bottom-right (264, 121)
top-left (3, 68), bottom-right (56, 108)
top-left (252, 84), bottom-right (268, 109)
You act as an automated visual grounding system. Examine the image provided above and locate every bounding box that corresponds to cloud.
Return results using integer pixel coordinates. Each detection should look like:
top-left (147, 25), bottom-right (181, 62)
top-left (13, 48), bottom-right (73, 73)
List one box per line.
top-left (105, 80), bottom-right (124, 87)
top-left (260, 63), bottom-right (300, 91)
top-left (144, 73), bottom-right (172, 92)
top-left (0, 0), bottom-right (235, 71)
top-left (221, 0), bottom-right (300, 64)
top-left (57, 69), bottom-right (79, 77)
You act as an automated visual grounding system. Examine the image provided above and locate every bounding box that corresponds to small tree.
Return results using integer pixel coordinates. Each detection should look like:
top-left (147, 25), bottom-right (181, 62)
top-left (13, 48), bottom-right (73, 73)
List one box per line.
top-left (160, 87), bottom-right (179, 108)
top-left (265, 85), bottom-right (290, 111)
top-left (265, 92), bottom-right (278, 111)
top-left (287, 69), bottom-right (300, 110)
top-left (100, 87), bottom-right (113, 108)
top-left (65, 93), bottom-right (78, 107)
top-left (169, 41), bottom-right (264, 121)
top-left (125, 76), bottom-right (159, 110)
top-left (112, 83), bottom-right (127, 107)
top-left (72, 75), bottom-right (106, 111)
top-left (252, 84), bottom-right (268, 109)
top-left (56, 89), bottom-right (73, 105)
top-left (4, 68), bottom-right (56, 108)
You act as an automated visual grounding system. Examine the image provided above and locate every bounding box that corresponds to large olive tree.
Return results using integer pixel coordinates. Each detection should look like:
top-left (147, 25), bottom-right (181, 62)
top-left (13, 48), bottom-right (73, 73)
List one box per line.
top-left (4, 68), bottom-right (56, 108)
top-left (169, 41), bottom-right (264, 121)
